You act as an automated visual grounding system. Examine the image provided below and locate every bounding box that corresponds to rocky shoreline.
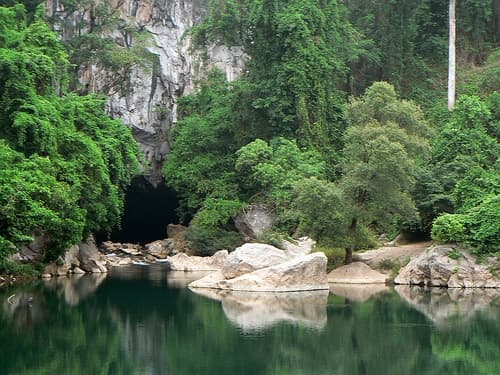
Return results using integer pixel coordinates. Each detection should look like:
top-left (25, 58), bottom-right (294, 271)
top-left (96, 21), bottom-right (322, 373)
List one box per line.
top-left (4, 233), bottom-right (500, 292)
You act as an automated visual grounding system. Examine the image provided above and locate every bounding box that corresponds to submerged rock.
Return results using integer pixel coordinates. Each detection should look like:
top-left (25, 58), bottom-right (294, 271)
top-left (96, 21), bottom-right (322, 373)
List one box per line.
top-left (327, 262), bottom-right (389, 284)
top-left (395, 245), bottom-right (500, 288)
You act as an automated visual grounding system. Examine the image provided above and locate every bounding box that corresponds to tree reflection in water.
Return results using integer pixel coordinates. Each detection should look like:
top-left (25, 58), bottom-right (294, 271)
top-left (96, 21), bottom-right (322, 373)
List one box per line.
top-left (0, 268), bottom-right (498, 375)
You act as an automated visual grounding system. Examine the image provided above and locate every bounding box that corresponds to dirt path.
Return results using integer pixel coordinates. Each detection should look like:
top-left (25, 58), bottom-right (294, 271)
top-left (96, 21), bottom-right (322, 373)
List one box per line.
top-left (356, 241), bottom-right (432, 269)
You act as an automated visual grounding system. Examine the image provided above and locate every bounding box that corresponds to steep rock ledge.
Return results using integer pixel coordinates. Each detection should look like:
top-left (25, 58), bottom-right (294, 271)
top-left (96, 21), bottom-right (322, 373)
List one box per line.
top-left (46, 0), bottom-right (246, 184)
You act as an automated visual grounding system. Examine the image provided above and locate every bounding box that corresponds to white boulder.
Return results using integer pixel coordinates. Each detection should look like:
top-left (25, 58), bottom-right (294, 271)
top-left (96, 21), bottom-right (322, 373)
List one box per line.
top-left (222, 243), bottom-right (289, 279)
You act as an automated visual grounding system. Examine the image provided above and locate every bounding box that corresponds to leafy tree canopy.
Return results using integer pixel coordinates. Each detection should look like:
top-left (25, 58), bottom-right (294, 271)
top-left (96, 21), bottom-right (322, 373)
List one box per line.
top-left (0, 5), bottom-right (140, 268)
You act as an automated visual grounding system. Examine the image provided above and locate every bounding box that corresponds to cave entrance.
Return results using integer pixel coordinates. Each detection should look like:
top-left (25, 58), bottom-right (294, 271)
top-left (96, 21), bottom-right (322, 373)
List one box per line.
top-left (99, 176), bottom-right (179, 245)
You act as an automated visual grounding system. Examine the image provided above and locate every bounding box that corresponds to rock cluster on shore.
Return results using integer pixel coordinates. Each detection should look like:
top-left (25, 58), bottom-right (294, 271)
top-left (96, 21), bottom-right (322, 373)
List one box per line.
top-left (395, 245), bottom-right (500, 288)
top-left (188, 239), bottom-right (330, 292)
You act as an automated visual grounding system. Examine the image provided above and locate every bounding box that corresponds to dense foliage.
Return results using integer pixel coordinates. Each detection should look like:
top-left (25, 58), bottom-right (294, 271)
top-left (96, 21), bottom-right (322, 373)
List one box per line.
top-left (430, 95), bottom-right (499, 254)
top-left (0, 4), bottom-right (140, 271)
top-left (2, 0), bottom-right (499, 268)
top-left (165, 0), bottom-right (499, 259)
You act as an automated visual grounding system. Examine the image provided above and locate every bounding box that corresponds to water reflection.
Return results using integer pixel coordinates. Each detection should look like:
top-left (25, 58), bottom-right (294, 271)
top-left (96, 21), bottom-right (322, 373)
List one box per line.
top-left (329, 283), bottom-right (390, 302)
top-left (167, 270), bottom-right (214, 288)
top-left (0, 272), bottom-right (499, 375)
top-left (395, 285), bottom-right (500, 326)
top-left (2, 291), bottom-right (47, 329)
top-left (190, 288), bottom-right (329, 332)
top-left (42, 273), bottom-right (107, 306)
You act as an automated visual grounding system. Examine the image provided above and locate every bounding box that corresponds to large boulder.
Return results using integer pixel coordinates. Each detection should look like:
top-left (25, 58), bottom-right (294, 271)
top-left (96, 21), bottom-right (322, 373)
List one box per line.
top-left (395, 245), bottom-right (500, 288)
top-left (167, 224), bottom-right (187, 240)
top-left (234, 205), bottom-right (276, 238)
top-left (222, 243), bottom-right (289, 279)
top-left (190, 252), bottom-right (329, 292)
top-left (166, 224), bottom-right (189, 254)
top-left (78, 238), bottom-right (108, 273)
top-left (282, 237), bottom-right (315, 258)
top-left (167, 250), bottom-right (229, 271)
top-left (327, 262), bottom-right (389, 284)
top-left (43, 244), bottom-right (81, 276)
top-left (145, 239), bottom-right (175, 259)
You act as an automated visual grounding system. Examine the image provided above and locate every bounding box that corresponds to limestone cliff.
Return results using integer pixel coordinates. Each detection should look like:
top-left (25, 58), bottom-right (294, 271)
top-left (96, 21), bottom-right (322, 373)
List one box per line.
top-left (46, 0), bottom-right (246, 184)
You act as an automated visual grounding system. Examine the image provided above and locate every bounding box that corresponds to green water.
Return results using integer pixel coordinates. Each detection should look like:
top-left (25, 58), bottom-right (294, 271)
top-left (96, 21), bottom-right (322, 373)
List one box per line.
top-left (1, 265), bottom-right (499, 375)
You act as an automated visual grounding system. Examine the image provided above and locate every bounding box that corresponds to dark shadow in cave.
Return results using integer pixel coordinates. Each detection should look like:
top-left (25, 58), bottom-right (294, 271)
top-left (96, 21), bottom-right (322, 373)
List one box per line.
top-left (96, 176), bottom-right (179, 245)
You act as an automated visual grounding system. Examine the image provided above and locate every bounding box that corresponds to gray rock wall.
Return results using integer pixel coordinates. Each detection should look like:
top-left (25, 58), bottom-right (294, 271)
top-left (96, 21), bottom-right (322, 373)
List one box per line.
top-left (46, 0), bottom-right (246, 184)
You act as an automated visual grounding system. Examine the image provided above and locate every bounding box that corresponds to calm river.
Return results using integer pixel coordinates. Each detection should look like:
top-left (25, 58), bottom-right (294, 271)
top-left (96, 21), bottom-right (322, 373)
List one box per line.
top-left (1, 265), bottom-right (499, 374)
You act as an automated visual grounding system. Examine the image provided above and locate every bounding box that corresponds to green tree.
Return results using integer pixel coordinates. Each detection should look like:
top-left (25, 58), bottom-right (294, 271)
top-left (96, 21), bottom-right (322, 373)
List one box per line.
top-left (0, 4), bottom-right (140, 268)
top-left (192, 0), bottom-right (363, 176)
top-left (340, 82), bottom-right (431, 262)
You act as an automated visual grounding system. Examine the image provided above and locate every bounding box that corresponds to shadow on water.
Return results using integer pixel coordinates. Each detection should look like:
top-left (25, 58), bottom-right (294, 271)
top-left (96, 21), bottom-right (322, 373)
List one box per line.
top-left (96, 176), bottom-right (179, 245)
top-left (1, 271), bottom-right (499, 375)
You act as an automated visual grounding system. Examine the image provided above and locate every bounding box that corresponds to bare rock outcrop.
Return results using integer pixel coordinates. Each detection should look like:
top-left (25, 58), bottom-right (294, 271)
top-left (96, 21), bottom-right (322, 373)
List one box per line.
top-left (190, 252), bottom-right (329, 292)
top-left (282, 237), bottom-right (315, 258)
top-left (46, 0), bottom-right (246, 183)
top-left (327, 262), bottom-right (389, 284)
top-left (166, 250), bottom-right (229, 271)
top-left (221, 243), bottom-right (290, 279)
top-left (395, 245), bottom-right (500, 288)
top-left (234, 205), bottom-right (276, 239)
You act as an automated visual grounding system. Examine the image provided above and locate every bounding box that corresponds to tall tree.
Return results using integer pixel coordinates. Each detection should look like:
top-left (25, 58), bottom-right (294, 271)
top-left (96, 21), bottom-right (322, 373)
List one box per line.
top-left (448, 0), bottom-right (456, 110)
top-left (341, 82), bottom-right (431, 263)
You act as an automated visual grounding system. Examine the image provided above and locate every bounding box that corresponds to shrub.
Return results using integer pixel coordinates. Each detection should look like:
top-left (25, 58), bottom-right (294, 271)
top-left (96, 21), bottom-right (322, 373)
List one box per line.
top-left (314, 245), bottom-right (345, 271)
top-left (256, 230), bottom-right (286, 249)
top-left (467, 194), bottom-right (500, 254)
top-left (431, 214), bottom-right (467, 243)
top-left (184, 225), bottom-right (243, 256)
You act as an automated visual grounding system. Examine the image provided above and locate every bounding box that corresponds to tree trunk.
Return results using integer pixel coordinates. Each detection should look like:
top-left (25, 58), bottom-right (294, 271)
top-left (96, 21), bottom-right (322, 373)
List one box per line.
top-left (344, 217), bottom-right (358, 265)
top-left (448, 0), bottom-right (456, 110)
top-left (344, 247), bottom-right (353, 265)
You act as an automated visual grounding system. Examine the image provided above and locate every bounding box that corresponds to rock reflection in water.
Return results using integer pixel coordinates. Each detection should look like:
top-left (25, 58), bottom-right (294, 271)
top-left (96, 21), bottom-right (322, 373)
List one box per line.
top-left (190, 288), bottom-right (329, 332)
top-left (329, 283), bottom-right (390, 302)
top-left (43, 273), bottom-right (106, 306)
top-left (395, 285), bottom-right (500, 325)
top-left (108, 263), bottom-right (171, 285)
top-left (166, 270), bottom-right (213, 288)
top-left (2, 292), bottom-right (47, 329)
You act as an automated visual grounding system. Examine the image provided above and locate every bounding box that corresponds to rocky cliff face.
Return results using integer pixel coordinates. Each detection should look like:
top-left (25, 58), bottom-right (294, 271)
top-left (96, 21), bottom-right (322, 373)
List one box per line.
top-left (46, 0), bottom-right (246, 184)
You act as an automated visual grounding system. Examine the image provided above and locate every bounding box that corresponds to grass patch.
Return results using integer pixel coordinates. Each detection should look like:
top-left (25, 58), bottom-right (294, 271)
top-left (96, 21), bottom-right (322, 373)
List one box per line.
top-left (447, 248), bottom-right (462, 260)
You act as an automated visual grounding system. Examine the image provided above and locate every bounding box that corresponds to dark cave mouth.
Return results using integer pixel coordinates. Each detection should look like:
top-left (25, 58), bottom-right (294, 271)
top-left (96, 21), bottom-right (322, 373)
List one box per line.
top-left (97, 176), bottom-right (179, 245)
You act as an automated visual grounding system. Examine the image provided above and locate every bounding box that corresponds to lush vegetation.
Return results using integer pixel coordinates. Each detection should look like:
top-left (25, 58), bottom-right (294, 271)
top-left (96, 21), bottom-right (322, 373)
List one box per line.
top-left (165, 0), bottom-right (499, 260)
top-left (0, 1), bottom-right (498, 270)
top-left (0, 4), bottom-right (140, 273)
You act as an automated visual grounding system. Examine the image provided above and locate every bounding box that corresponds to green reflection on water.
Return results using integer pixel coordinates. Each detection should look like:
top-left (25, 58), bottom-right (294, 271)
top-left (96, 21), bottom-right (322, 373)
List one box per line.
top-left (0, 266), bottom-right (499, 375)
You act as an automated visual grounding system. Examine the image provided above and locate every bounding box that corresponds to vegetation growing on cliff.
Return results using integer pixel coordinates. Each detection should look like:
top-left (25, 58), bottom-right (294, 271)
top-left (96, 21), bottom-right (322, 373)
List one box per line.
top-left (0, 4), bottom-right (140, 273)
top-left (1, 1), bottom-right (498, 270)
top-left (166, 0), bottom-right (499, 259)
